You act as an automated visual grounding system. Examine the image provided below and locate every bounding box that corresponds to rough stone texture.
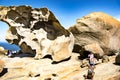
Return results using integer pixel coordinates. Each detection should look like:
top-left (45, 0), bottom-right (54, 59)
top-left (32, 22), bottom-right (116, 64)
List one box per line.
top-left (0, 52), bottom-right (119, 80)
top-left (69, 12), bottom-right (120, 57)
top-left (0, 5), bottom-right (74, 62)
top-left (84, 43), bottom-right (104, 58)
top-left (0, 53), bottom-right (80, 80)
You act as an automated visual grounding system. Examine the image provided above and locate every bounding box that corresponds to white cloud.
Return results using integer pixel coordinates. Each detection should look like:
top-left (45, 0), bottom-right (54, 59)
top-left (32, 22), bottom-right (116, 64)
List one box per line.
top-left (114, 15), bottom-right (120, 21)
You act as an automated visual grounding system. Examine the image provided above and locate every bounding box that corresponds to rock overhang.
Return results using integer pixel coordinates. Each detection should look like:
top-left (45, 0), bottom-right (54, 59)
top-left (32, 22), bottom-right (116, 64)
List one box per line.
top-left (0, 5), bottom-right (74, 62)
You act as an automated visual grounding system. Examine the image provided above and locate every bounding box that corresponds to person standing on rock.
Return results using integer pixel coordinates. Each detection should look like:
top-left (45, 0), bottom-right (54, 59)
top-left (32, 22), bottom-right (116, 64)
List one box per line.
top-left (83, 65), bottom-right (95, 80)
top-left (83, 52), bottom-right (95, 80)
top-left (88, 52), bottom-right (95, 68)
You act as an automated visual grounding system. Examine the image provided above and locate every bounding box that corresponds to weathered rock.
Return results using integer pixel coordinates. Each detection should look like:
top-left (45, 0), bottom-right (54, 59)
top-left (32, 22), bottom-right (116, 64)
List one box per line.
top-left (0, 5), bottom-right (74, 62)
top-left (69, 12), bottom-right (120, 57)
top-left (84, 43), bottom-right (104, 58)
top-left (115, 53), bottom-right (120, 64)
top-left (0, 53), bottom-right (80, 80)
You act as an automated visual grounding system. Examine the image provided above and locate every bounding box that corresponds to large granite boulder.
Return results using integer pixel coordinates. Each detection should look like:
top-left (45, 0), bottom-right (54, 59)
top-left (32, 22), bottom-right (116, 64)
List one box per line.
top-left (0, 5), bottom-right (74, 62)
top-left (69, 12), bottom-right (120, 58)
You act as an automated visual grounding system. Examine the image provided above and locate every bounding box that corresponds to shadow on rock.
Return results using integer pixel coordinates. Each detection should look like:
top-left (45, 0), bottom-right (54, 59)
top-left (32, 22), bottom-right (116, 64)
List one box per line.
top-left (113, 62), bottom-right (120, 66)
top-left (0, 68), bottom-right (8, 77)
top-left (52, 57), bottom-right (71, 64)
top-left (10, 53), bottom-right (35, 58)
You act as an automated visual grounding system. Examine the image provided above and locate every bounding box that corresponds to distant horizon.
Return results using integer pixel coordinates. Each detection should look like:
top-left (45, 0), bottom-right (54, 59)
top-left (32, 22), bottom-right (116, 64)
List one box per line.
top-left (1, 0), bottom-right (120, 42)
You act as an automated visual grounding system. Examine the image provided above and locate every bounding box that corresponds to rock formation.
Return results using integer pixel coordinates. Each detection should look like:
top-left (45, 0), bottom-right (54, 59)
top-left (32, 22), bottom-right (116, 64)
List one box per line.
top-left (69, 12), bottom-right (120, 58)
top-left (0, 8), bottom-right (120, 79)
top-left (0, 5), bottom-right (74, 62)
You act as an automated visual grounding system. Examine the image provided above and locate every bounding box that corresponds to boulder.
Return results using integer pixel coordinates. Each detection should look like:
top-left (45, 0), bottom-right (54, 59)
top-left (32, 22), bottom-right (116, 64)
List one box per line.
top-left (0, 5), bottom-right (74, 62)
top-left (69, 12), bottom-right (120, 57)
top-left (84, 43), bottom-right (104, 58)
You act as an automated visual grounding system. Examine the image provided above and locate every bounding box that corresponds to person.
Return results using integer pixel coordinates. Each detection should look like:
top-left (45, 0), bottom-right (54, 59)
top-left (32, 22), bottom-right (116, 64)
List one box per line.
top-left (88, 52), bottom-right (95, 68)
top-left (7, 50), bottom-right (13, 57)
top-left (7, 50), bottom-right (17, 57)
top-left (83, 65), bottom-right (95, 80)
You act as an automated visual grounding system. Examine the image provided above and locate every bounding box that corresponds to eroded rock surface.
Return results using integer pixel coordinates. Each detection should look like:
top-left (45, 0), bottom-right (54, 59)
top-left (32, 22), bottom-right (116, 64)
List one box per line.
top-left (69, 12), bottom-right (120, 58)
top-left (0, 52), bottom-right (119, 80)
top-left (0, 5), bottom-right (74, 61)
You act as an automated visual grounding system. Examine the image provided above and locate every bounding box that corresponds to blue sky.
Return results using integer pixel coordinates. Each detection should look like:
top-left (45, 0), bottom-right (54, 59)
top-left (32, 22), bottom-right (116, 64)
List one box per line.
top-left (0, 0), bottom-right (120, 42)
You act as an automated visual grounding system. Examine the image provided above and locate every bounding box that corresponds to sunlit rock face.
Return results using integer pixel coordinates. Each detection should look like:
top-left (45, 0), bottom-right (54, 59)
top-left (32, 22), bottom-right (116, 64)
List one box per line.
top-left (0, 5), bottom-right (74, 61)
top-left (69, 12), bottom-right (120, 58)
